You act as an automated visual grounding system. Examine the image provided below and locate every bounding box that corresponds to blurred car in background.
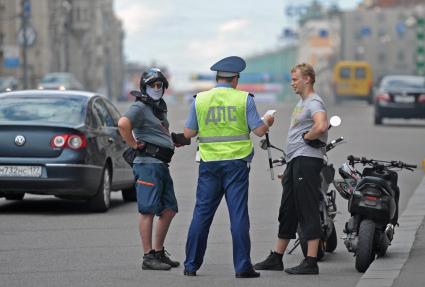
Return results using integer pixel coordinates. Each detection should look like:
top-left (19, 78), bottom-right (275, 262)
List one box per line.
top-left (374, 75), bottom-right (425, 125)
top-left (0, 90), bottom-right (136, 212)
top-left (38, 72), bottom-right (84, 90)
top-left (0, 76), bottom-right (18, 92)
top-left (332, 61), bottom-right (373, 105)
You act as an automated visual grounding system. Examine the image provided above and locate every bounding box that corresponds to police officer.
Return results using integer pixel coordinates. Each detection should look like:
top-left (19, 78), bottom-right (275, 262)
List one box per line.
top-left (182, 56), bottom-right (274, 278)
top-left (254, 63), bottom-right (328, 275)
top-left (118, 68), bottom-right (179, 271)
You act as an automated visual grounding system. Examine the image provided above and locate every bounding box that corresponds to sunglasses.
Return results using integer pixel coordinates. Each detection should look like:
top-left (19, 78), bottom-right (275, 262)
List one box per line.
top-left (148, 82), bottom-right (164, 89)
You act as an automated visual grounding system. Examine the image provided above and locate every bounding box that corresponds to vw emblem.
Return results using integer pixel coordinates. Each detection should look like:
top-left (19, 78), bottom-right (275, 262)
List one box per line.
top-left (15, 135), bottom-right (26, 146)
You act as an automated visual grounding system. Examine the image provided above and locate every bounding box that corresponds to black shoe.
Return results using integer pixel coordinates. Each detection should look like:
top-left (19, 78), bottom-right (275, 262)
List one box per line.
top-left (156, 247), bottom-right (180, 267)
top-left (253, 251), bottom-right (284, 271)
top-left (183, 270), bottom-right (196, 276)
top-left (142, 250), bottom-right (172, 270)
top-left (285, 258), bottom-right (318, 275)
top-left (235, 268), bottom-right (260, 278)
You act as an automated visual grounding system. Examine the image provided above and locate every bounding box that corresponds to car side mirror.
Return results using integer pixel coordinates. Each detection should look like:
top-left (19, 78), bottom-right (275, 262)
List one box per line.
top-left (329, 115), bottom-right (342, 128)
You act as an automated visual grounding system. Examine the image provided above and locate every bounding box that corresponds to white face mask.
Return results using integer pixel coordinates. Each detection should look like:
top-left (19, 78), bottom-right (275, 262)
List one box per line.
top-left (146, 86), bottom-right (163, 101)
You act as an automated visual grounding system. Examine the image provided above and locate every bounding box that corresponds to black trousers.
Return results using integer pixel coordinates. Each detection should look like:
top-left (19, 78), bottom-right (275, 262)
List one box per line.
top-left (278, 156), bottom-right (323, 240)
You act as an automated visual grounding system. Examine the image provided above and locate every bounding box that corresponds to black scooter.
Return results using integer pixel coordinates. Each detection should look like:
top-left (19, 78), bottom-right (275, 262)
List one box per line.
top-left (333, 156), bottom-right (416, 272)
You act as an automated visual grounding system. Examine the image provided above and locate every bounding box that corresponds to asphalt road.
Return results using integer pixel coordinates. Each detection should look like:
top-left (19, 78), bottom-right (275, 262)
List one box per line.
top-left (0, 99), bottom-right (424, 287)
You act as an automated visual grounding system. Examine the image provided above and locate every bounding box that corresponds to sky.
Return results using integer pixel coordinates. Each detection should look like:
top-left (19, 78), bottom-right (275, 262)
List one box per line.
top-left (114, 0), bottom-right (362, 90)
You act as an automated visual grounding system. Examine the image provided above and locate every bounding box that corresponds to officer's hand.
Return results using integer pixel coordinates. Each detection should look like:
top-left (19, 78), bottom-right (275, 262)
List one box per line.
top-left (171, 132), bottom-right (191, 146)
top-left (264, 114), bottom-right (274, 127)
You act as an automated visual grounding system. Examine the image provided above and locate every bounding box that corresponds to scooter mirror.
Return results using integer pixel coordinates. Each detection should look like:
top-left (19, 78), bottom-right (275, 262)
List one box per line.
top-left (330, 115), bottom-right (342, 127)
top-left (259, 139), bottom-right (268, 150)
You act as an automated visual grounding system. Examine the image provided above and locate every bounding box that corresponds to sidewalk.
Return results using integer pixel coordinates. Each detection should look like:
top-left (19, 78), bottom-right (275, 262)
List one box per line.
top-left (355, 176), bottom-right (425, 287)
top-left (392, 217), bottom-right (425, 287)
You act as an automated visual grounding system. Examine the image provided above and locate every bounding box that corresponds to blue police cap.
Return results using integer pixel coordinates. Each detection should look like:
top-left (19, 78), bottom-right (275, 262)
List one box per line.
top-left (210, 56), bottom-right (246, 77)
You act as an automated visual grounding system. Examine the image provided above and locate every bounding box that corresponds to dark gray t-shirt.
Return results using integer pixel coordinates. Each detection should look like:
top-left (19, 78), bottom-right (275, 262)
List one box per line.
top-left (286, 93), bottom-right (328, 162)
top-left (124, 101), bottom-right (174, 163)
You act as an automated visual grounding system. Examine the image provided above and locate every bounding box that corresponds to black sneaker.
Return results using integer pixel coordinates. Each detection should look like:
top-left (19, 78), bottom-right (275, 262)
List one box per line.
top-left (285, 258), bottom-right (318, 275)
top-left (235, 268), bottom-right (260, 278)
top-left (156, 248), bottom-right (180, 268)
top-left (183, 270), bottom-right (196, 276)
top-left (142, 250), bottom-right (172, 270)
top-left (253, 251), bottom-right (284, 271)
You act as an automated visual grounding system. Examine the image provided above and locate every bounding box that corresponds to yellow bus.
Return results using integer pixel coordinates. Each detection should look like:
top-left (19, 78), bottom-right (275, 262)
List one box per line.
top-left (332, 61), bottom-right (373, 104)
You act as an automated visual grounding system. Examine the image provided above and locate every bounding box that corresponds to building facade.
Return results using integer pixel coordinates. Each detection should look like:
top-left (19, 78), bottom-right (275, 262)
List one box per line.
top-left (359, 0), bottom-right (424, 9)
top-left (0, 0), bottom-right (124, 100)
top-left (340, 5), bottom-right (422, 80)
top-left (245, 46), bottom-right (298, 102)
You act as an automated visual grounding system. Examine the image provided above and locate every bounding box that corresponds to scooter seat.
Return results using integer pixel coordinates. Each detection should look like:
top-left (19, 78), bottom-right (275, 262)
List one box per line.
top-left (356, 176), bottom-right (394, 197)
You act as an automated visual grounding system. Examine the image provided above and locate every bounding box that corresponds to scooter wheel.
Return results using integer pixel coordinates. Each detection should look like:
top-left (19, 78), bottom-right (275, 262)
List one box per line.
top-left (325, 224), bottom-right (338, 253)
top-left (355, 219), bottom-right (376, 272)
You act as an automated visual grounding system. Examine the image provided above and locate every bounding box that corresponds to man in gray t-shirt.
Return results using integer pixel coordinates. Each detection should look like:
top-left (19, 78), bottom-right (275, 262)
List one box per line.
top-left (118, 68), bottom-right (179, 271)
top-left (286, 93), bottom-right (328, 162)
top-left (254, 63), bottom-right (328, 275)
top-left (124, 101), bottom-right (174, 164)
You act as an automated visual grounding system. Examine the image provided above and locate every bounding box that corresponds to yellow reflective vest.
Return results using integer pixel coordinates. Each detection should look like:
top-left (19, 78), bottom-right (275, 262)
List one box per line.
top-left (195, 87), bottom-right (253, 161)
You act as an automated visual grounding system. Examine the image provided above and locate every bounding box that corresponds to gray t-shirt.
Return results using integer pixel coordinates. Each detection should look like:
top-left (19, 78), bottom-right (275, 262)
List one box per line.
top-left (124, 101), bottom-right (174, 163)
top-left (285, 93), bottom-right (328, 162)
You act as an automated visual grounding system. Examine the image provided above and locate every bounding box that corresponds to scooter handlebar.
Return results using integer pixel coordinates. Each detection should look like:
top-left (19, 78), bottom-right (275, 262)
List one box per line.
top-left (347, 155), bottom-right (361, 162)
top-left (404, 163), bottom-right (417, 169)
top-left (391, 161), bottom-right (417, 169)
top-left (326, 137), bottom-right (344, 152)
top-left (347, 156), bottom-right (417, 170)
top-left (333, 137), bottom-right (344, 144)
top-left (272, 157), bottom-right (286, 165)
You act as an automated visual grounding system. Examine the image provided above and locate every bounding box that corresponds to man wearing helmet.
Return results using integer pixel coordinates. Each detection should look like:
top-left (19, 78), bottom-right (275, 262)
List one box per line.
top-left (118, 68), bottom-right (180, 271)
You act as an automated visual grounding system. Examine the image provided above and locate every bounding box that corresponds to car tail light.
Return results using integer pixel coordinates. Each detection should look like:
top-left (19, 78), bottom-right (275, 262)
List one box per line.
top-left (68, 135), bottom-right (86, 149)
top-left (51, 134), bottom-right (86, 150)
top-left (376, 92), bottom-right (390, 102)
top-left (51, 134), bottom-right (68, 148)
top-left (419, 94), bottom-right (425, 103)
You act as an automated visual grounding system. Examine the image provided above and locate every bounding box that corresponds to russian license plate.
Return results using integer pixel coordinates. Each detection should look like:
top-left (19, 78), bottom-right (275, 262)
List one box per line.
top-left (394, 95), bottom-right (415, 103)
top-left (0, 166), bottom-right (42, 177)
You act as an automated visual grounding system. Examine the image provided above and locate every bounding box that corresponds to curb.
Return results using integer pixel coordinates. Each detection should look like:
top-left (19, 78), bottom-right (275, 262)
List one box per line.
top-left (355, 176), bottom-right (425, 287)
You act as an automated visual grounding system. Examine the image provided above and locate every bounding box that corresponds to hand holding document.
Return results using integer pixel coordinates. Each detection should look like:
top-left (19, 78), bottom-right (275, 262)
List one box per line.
top-left (261, 109), bottom-right (276, 127)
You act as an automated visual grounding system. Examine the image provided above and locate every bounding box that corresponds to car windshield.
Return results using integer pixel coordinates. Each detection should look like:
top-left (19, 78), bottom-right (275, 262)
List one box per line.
top-left (0, 77), bottom-right (14, 90)
top-left (382, 77), bottom-right (425, 90)
top-left (0, 96), bottom-right (86, 125)
top-left (41, 75), bottom-right (69, 84)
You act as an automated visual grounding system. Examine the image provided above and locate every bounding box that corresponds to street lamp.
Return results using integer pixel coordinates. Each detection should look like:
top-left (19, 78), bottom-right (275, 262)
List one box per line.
top-left (416, 17), bottom-right (425, 76)
top-left (20, 0), bottom-right (30, 89)
top-left (62, 0), bottom-right (72, 72)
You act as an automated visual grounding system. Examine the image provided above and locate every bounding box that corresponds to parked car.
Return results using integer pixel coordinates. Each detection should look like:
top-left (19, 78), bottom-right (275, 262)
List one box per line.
top-left (0, 76), bottom-right (18, 92)
top-left (374, 75), bottom-right (425, 125)
top-left (38, 72), bottom-right (84, 90)
top-left (332, 61), bottom-right (373, 104)
top-left (0, 90), bottom-right (136, 212)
